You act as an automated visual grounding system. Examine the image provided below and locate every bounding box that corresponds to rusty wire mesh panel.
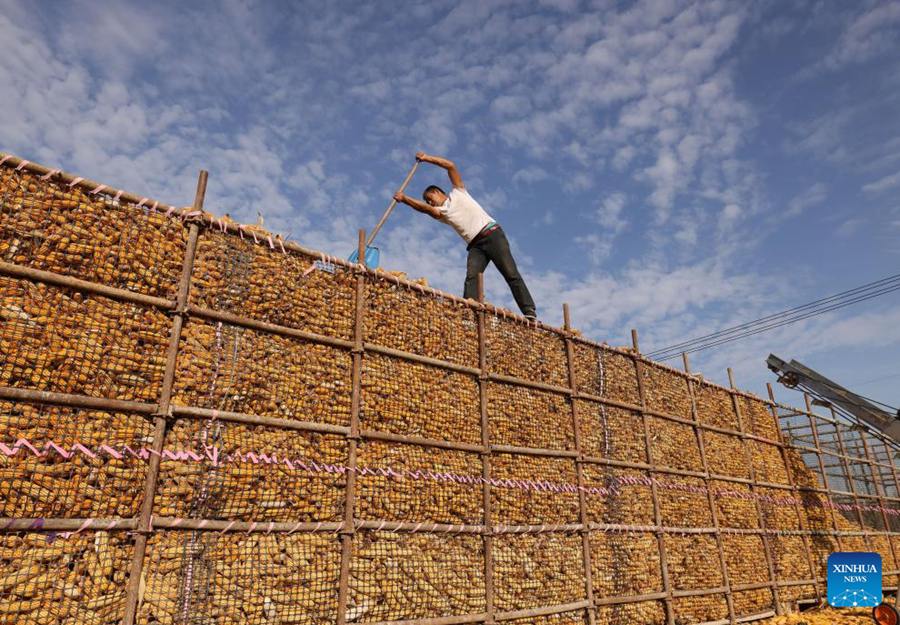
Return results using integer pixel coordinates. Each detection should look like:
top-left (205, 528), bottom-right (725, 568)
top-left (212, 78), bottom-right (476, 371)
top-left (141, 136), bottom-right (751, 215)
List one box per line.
top-left (355, 440), bottom-right (482, 525)
top-left (590, 531), bottom-right (661, 597)
top-left (139, 531), bottom-right (340, 625)
top-left (666, 534), bottom-right (723, 590)
top-left (154, 420), bottom-right (347, 522)
top-left (639, 364), bottom-right (692, 420)
top-left (493, 533), bottom-right (584, 612)
top-left (710, 481), bottom-right (760, 529)
top-left (869, 534), bottom-right (896, 573)
top-left (191, 230), bottom-right (356, 340)
top-left (491, 454), bottom-right (580, 525)
top-left (723, 534), bottom-right (774, 615)
top-left (172, 319), bottom-right (352, 426)
top-left (596, 600), bottom-right (665, 625)
top-left (820, 451), bottom-right (851, 493)
top-left (0, 167), bottom-right (186, 299)
top-left (0, 401), bottom-right (152, 519)
top-left (770, 535), bottom-right (815, 602)
top-left (488, 383), bottom-right (574, 451)
top-left (813, 418), bottom-right (841, 455)
top-left (484, 315), bottom-right (568, 387)
top-left (750, 442), bottom-right (790, 485)
top-left (576, 401), bottom-right (644, 462)
top-left (694, 383), bottom-right (739, 430)
top-left (349, 531), bottom-right (485, 622)
top-left (583, 466), bottom-right (654, 525)
top-left (593, 349), bottom-right (640, 406)
top-left (361, 354), bottom-right (480, 444)
top-left (0, 531), bottom-right (132, 625)
top-left (703, 431), bottom-right (751, 479)
top-left (671, 594), bottom-right (729, 624)
top-left (646, 417), bottom-right (703, 472)
top-left (807, 534), bottom-right (837, 580)
top-left (657, 476), bottom-right (713, 527)
top-left (364, 276), bottom-right (478, 368)
top-left (739, 396), bottom-right (780, 441)
top-left (757, 487), bottom-right (802, 530)
top-left (0, 277), bottom-right (169, 401)
top-left (502, 609), bottom-right (587, 625)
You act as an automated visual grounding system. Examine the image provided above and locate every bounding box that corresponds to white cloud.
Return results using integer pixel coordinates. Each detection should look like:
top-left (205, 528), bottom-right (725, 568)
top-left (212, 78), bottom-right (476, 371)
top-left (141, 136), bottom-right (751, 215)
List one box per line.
top-left (824, 1), bottom-right (900, 69)
top-left (786, 182), bottom-right (828, 218)
top-left (863, 170), bottom-right (900, 194)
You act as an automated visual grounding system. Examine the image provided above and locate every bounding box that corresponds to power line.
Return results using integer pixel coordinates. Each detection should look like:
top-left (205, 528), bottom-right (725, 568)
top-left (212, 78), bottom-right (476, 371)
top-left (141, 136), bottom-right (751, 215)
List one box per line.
top-left (651, 281), bottom-right (900, 361)
top-left (648, 273), bottom-right (900, 358)
top-left (647, 273), bottom-right (900, 356)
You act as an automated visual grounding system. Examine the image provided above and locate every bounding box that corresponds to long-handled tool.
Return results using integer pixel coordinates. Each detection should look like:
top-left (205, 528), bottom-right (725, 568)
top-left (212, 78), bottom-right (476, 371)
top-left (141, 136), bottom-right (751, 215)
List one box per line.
top-left (348, 160), bottom-right (420, 268)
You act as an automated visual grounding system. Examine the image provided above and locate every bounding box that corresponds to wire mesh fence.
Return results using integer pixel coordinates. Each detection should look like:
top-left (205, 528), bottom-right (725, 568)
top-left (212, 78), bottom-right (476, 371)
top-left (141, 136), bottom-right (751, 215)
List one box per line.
top-left (2, 153), bottom-right (900, 625)
top-left (0, 401), bottom-right (153, 519)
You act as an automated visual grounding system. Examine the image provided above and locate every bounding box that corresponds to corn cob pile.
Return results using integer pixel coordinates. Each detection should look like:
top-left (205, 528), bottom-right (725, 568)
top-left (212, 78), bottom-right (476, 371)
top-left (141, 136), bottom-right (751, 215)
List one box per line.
top-left (355, 441), bottom-right (481, 525)
top-left (139, 532), bottom-right (340, 625)
top-left (154, 421), bottom-right (347, 522)
top-left (493, 534), bottom-right (585, 611)
top-left (172, 319), bottom-right (352, 426)
top-left (191, 231), bottom-right (356, 340)
top-left (758, 607), bottom-right (880, 625)
top-left (0, 531), bottom-right (131, 625)
top-left (349, 531), bottom-right (485, 621)
top-left (0, 168), bottom-right (186, 299)
top-left (365, 278), bottom-right (478, 368)
top-left (488, 382), bottom-right (574, 450)
top-left (361, 353), bottom-right (481, 444)
top-left (0, 277), bottom-right (169, 402)
top-left (485, 317), bottom-right (568, 387)
top-left (0, 402), bottom-right (151, 519)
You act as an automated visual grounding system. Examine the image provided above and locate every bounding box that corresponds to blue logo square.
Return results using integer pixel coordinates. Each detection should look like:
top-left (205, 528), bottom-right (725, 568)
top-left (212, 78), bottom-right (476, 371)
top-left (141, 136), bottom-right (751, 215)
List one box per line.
top-left (828, 552), bottom-right (882, 607)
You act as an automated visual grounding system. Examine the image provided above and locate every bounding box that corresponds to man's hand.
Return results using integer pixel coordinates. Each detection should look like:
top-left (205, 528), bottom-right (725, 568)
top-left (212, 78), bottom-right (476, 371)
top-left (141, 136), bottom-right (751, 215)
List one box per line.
top-left (393, 191), bottom-right (407, 204)
top-left (415, 151), bottom-right (464, 189)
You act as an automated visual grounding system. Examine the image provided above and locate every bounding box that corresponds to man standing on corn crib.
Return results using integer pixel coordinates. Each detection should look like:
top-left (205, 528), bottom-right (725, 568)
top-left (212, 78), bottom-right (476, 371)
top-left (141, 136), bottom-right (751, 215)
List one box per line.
top-left (393, 152), bottom-right (538, 321)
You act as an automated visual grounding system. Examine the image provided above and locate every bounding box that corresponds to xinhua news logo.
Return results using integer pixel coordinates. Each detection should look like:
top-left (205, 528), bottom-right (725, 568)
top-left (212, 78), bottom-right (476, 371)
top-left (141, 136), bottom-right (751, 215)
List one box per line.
top-left (827, 552), bottom-right (882, 608)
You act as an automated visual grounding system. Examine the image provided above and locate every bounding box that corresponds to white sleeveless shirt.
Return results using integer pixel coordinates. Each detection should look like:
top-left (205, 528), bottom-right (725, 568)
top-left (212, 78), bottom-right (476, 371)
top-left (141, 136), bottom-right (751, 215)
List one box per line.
top-left (438, 187), bottom-right (496, 243)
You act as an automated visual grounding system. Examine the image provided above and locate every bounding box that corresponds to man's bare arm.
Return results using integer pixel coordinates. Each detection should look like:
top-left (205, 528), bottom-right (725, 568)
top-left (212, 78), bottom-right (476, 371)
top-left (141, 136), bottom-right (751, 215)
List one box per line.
top-left (394, 192), bottom-right (443, 220)
top-left (416, 151), bottom-right (464, 189)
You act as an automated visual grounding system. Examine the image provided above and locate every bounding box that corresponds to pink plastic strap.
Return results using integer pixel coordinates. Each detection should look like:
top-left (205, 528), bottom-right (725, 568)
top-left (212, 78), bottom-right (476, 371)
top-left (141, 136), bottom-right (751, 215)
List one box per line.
top-left (220, 521), bottom-right (237, 534)
top-left (238, 225), bottom-right (245, 240)
top-left (40, 169), bottom-right (60, 181)
top-left (165, 206), bottom-right (175, 218)
top-left (277, 237), bottom-right (286, 254)
top-left (68, 177), bottom-right (84, 188)
top-left (218, 218), bottom-right (227, 233)
top-left (197, 519), bottom-right (209, 530)
top-left (137, 198), bottom-right (148, 208)
top-left (246, 521), bottom-right (258, 534)
top-left (90, 184), bottom-right (107, 195)
top-left (113, 190), bottom-right (123, 203)
top-left (15, 160), bottom-right (30, 171)
top-left (266, 522), bottom-right (275, 534)
top-left (376, 520), bottom-right (387, 531)
top-left (251, 230), bottom-right (259, 244)
top-left (267, 235), bottom-right (274, 249)
top-left (151, 201), bottom-right (158, 212)
top-left (170, 518), bottom-right (183, 528)
top-left (0, 155), bottom-right (11, 167)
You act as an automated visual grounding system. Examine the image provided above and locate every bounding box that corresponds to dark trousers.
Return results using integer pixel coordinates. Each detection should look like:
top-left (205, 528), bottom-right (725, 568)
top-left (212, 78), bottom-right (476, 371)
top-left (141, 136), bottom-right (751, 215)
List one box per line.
top-left (463, 225), bottom-right (536, 316)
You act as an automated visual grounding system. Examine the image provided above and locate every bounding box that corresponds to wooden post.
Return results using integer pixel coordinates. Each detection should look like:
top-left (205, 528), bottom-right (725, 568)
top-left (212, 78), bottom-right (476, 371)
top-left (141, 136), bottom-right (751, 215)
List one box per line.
top-left (726, 368), bottom-right (782, 615)
top-left (337, 229), bottom-right (367, 625)
top-left (682, 354), bottom-right (736, 623)
top-left (766, 383), bottom-right (823, 603)
top-left (563, 304), bottom-right (597, 625)
top-left (630, 333), bottom-right (675, 625)
top-left (477, 273), bottom-right (496, 624)
top-left (121, 170), bottom-right (208, 625)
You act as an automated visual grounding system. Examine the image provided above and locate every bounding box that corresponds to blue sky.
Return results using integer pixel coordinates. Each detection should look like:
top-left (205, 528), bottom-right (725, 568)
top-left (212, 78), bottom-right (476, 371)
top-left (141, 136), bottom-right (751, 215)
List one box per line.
top-left (2, 0), bottom-right (899, 408)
